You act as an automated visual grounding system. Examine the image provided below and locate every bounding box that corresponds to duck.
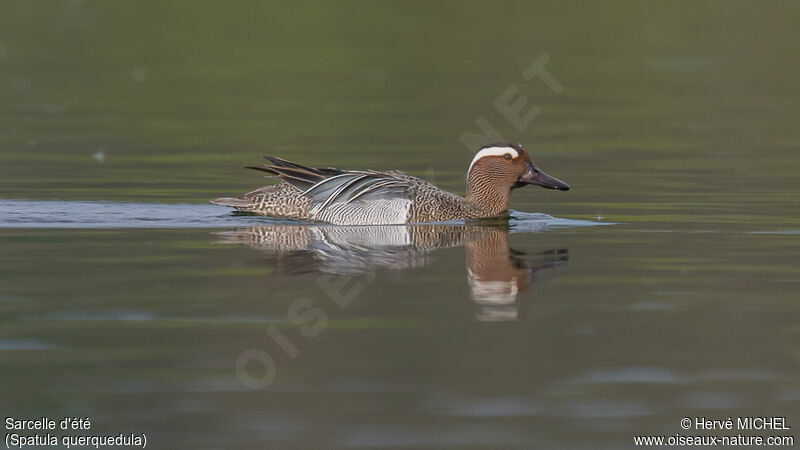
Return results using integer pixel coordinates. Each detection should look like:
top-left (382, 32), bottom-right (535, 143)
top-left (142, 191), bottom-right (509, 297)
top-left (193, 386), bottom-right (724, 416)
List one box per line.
top-left (211, 143), bottom-right (569, 225)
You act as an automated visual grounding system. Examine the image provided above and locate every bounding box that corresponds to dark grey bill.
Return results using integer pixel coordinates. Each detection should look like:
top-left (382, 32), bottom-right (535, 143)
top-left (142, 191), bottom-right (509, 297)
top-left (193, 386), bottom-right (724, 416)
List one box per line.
top-left (518, 163), bottom-right (570, 191)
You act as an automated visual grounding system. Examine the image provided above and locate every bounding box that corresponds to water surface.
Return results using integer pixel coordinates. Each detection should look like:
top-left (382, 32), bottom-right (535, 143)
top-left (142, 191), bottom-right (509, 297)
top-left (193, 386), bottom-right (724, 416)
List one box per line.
top-left (2, 1), bottom-right (800, 449)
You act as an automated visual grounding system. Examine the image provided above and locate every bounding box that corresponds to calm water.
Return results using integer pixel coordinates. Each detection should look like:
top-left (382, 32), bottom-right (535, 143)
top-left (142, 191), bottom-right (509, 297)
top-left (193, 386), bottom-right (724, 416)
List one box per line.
top-left (2, 2), bottom-right (800, 449)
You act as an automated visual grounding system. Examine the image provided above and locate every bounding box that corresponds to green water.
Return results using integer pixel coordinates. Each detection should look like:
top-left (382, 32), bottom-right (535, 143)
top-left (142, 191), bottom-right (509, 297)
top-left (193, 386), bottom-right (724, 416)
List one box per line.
top-left (2, 1), bottom-right (800, 448)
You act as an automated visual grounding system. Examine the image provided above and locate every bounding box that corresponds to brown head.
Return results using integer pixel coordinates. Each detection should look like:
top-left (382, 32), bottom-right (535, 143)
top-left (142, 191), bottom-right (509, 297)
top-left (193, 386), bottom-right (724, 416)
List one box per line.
top-left (465, 143), bottom-right (569, 215)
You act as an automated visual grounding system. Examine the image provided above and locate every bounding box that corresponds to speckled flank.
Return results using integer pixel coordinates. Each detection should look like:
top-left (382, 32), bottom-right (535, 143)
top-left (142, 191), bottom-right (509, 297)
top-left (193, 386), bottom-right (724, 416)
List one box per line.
top-left (212, 183), bottom-right (313, 220)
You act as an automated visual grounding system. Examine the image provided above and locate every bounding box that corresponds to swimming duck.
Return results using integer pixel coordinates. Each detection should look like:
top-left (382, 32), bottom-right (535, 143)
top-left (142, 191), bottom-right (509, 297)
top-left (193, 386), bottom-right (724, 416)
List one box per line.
top-left (211, 143), bottom-right (569, 225)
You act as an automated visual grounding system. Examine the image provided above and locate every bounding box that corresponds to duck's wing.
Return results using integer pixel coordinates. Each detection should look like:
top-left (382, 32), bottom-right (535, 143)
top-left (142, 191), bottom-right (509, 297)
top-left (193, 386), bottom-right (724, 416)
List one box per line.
top-left (303, 172), bottom-right (410, 209)
top-left (300, 172), bottom-right (413, 225)
top-left (248, 156), bottom-right (411, 207)
top-left (243, 157), bottom-right (414, 223)
top-left (246, 156), bottom-right (345, 191)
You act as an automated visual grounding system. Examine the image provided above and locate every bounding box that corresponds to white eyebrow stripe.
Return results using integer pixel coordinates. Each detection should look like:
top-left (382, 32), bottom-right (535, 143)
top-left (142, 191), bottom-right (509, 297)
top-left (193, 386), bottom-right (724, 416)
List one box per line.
top-left (468, 146), bottom-right (519, 174)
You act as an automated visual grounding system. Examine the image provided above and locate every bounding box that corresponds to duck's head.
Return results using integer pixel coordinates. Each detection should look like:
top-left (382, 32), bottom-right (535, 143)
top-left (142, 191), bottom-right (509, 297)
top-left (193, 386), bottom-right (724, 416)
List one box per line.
top-left (466, 143), bottom-right (569, 215)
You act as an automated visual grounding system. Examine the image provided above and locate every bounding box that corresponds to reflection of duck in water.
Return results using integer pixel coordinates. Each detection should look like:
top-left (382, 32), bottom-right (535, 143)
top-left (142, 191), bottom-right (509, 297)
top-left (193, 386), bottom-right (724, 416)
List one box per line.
top-left (465, 230), bottom-right (567, 321)
top-left (216, 225), bottom-right (567, 321)
top-left (216, 224), bottom-right (489, 273)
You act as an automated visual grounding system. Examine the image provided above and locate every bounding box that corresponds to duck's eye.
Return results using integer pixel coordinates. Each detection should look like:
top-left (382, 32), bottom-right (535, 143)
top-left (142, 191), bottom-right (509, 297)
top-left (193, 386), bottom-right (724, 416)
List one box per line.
top-left (503, 154), bottom-right (512, 161)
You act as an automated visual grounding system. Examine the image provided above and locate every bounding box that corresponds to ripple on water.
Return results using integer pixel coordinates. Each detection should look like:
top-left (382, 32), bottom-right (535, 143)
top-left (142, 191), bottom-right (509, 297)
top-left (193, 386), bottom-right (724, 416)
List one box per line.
top-left (422, 394), bottom-right (543, 417)
top-left (566, 367), bottom-right (686, 385)
top-left (0, 339), bottom-right (59, 350)
top-left (0, 200), bottom-right (611, 230)
top-left (0, 200), bottom-right (282, 229)
top-left (696, 368), bottom-right (776, 382)
top-left (336, 424), bottom-right (531, 448)
top-left (748, 230), bottom-right (800, 235)
top-left (683, 391), bottom-right (743, 409)
top-left (36, 310), bottom-right (159, 322)
top-left (778, 387), bottom-right (800, 402)
top-left (630, 300), bottom-right (675, 311)
top-left (557, 399), bottom-right (656, 418)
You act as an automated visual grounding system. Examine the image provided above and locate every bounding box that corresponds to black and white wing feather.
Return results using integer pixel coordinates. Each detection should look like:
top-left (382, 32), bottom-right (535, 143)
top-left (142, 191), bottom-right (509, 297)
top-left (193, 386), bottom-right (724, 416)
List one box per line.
top-left (244, 156), bottom-right (413, 224)
top-left (303, 173), bottom-right (410, 209)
